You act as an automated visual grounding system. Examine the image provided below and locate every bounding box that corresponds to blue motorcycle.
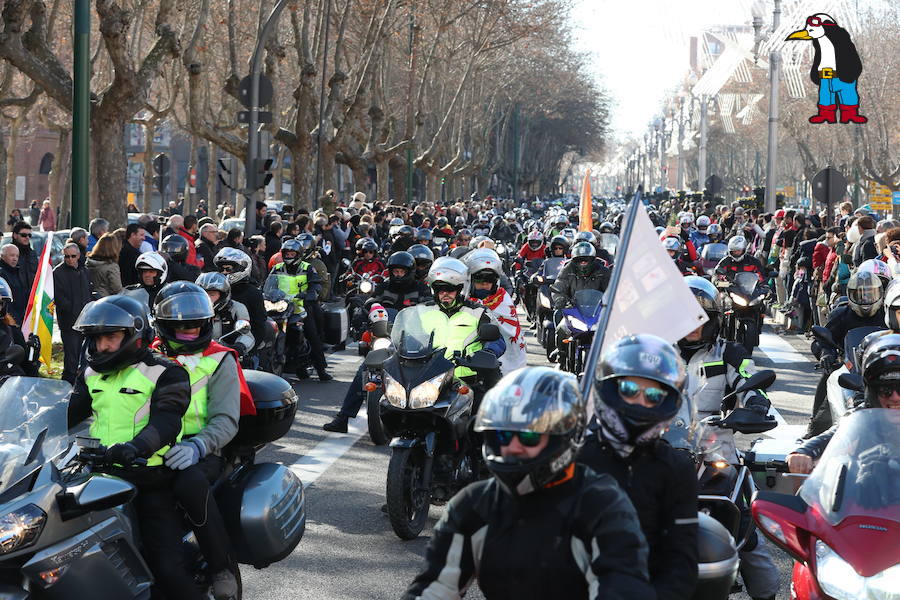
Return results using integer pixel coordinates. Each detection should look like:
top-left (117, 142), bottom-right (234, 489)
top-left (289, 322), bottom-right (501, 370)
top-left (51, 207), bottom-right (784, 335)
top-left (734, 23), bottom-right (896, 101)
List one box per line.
top-left (560, 289), bottom-right (603, 375)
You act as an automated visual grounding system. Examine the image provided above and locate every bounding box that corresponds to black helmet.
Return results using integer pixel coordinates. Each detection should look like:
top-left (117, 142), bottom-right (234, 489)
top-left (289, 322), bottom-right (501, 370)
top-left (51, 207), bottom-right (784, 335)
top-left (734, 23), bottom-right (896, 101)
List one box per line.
top-left (195, 271), bottom-right (231, 312)
top-left (356, 237), bottom-right (378, 256)
top-left (861, 333), bottom-right (900, 408)
top-left (436, 216), bottom-right (448, 228)
top-left (491, 215), bottom-right (503, 228)
top-left (570, 242), bottom-right (596, 276)
top-left (416, 228), bottom-right (433, 244)
top-left (0, 277), bottom-right (12, 318)
top-left (73, 295), bottom-right (153, 373)
top-left (574, 231), bottom-right (597, 246)
top-left (549, 235), bottom-right (569, 256)
top-left (595, 334), bottom-right (686, 445)
top-left (679, 275), bottom-right (722, 349)
top-left (160, 235), bottom-right (189, 263)
top-left (475, 367), bottom-right (587, 497)
top-left (153, 281), bottom-right (216, 354)
top-left (408, 244), bottom-right (434, 280)
top-left (386, 251), bottom-right (416, 287)
top-left (280, 238), bottom-right (304, 266)
top-left (395, 225), bottom-right (415, 239)
top-left (296, 233), bottom-right (316, 259)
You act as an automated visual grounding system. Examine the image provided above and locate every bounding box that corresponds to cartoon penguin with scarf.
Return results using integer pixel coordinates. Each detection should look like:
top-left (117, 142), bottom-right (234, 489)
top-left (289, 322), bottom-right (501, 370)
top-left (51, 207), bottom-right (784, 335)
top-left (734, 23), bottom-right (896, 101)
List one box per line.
top-left (786, 13), bottom-right (867, 124)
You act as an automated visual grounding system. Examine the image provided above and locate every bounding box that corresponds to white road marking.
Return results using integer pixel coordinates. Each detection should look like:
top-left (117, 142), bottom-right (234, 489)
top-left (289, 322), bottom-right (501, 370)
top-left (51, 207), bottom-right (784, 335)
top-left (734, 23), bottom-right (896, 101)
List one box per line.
top-left (290, 411), bottom-right (368, 489)
top-left (758, 332), bottom-right (809, 364)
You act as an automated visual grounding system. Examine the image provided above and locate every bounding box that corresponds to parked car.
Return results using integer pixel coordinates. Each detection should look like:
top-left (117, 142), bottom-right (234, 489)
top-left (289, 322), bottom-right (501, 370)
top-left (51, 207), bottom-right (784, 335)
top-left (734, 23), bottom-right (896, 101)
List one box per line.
top-left (1, 229), bottom-right (71, 267)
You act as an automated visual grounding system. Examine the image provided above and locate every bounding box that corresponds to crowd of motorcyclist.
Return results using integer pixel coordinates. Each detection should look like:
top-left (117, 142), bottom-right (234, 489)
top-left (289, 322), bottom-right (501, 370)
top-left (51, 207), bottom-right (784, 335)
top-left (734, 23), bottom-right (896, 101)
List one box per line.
top-left (0, 189), bottom-right (897, 599)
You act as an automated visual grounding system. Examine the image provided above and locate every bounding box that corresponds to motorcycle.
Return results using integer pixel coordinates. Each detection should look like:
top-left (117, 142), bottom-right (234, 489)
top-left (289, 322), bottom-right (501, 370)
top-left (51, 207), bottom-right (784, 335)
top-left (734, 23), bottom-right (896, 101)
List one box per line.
top-left (560, 289), bottom-right (603, 375)
top-left (717, 272), bottom-right (766, 353)
top-left (340, 271), bottom-right (382, 354)
top-left (665, 370), bottom-right (779, 599)
top-left (263, 274), bottom-right (310, 377)
top-left (534, 257), bottom-right (565, 351)
top-left (364, 307), bottom-right (501, 539)
top-left (0, 373), bottom-right (304, 599)
top-left (752, 408), bottom-right (900, 600)
top-left (700, 243), bottom-right (728, 278)
top-left (516, 258), bottom-right (544, 322)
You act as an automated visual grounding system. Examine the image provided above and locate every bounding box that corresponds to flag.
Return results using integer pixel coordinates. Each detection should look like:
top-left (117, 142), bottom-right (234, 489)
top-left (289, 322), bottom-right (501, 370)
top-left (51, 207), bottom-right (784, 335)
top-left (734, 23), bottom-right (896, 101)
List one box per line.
top-left (601, 201), bottom-right (707, 354)
top-left (22, 232), bottom-right (55, 368)
top-left (579, 169), bottom-right (592, 232)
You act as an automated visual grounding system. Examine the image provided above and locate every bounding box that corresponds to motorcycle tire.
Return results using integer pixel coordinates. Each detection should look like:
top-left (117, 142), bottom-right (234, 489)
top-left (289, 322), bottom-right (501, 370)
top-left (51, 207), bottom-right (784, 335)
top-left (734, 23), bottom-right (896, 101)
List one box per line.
top-left (386, 447), bottom-right (430, 540)
top-left (367, 392), bottom-right (388, 446)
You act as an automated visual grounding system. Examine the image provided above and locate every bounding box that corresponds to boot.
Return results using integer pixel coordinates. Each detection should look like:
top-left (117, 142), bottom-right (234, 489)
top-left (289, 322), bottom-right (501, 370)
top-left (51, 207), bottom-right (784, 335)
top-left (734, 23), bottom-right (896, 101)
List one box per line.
top-left (295, 368), bottom-right (310, 380)
top-left (839, 104), bottom-right (867, 124)
top-left (808, 104), bottom-right (837, 124)
top-left (317, 368), bottom-right (334, 382)
top-left (323, 414), bottom-right (349, 433)
top-left (212, 569), bottom-right (238, 600)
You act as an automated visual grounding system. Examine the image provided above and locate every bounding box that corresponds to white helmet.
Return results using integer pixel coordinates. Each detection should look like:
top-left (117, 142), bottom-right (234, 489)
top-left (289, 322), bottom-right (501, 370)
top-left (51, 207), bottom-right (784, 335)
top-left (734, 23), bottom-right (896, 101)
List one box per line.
top-left (858, 259), bottom-right (892, 287)
top-left (663, 237), bottom-right (681, 257)
top-left (884, 280), bottom-right (900, 329)
top-left (679, 212), bottom-right (694, 226)
top-left (696, 215), bottom-right (711, 231)
top-left (526, 230), bottom-right (544, 249)
top-left (427, 257), bottom-right (470, 299)
top-left (465, 248), bottom-right (503, 278)
top-left (135, 252), bottom-right (168, 286)
top-left (213, 247), bottom-right (252, 285)
top-left (728, 236), bottom-right (748, 261)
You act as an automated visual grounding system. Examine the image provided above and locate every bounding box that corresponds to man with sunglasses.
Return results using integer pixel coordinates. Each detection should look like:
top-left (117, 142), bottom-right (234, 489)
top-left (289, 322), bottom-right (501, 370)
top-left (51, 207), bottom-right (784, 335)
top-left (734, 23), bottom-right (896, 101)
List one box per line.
top-left (679, 276), bottom-right (779, 600)
top-left (53, 243), bottom-right (93, 383)
top-left (351, 238), bottom-right (385, 277)
top-left (579, 334), bottom-right (698, 600)
top-left (404, 367), bottom-right (653, 599)
top-left (11, 222), bottom-right (37, 285)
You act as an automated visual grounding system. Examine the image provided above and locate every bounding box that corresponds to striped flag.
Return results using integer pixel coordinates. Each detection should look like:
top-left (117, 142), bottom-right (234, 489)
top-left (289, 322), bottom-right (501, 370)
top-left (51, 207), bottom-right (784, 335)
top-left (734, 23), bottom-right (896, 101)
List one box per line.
top-left (22, 233), bottom-right (55, 369)
top-left (579, 169), bottom-right (592, 231)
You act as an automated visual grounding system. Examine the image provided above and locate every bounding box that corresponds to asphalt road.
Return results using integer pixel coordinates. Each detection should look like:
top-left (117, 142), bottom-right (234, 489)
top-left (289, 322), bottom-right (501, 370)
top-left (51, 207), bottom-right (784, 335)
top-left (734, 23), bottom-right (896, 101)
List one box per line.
top-left (242, 317), bottom-right (818, 600)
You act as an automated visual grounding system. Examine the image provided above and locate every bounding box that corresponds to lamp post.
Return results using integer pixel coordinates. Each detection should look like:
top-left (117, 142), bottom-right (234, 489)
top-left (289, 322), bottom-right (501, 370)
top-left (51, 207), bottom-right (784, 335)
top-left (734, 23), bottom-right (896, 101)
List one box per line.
top-left (698, 94), bottom-right (709, 192)
top-left (71, 0), bottom-right (90, 228)
top-left (753, 0), bottom-right (782, 213)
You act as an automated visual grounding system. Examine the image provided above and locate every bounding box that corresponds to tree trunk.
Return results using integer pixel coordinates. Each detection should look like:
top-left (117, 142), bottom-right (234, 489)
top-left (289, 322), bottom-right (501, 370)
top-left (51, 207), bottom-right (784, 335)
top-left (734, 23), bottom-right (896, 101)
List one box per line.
top-left (187, 135), bottom-right (200, 216)
top-left (320, 145), bottom-right (337, 196)
top-left (0, 124), bottom-right (7, 220)
top-left (3, 117), bottom-right (23, 221)
top-left (425, 170), bottom-right (439, 204)
top-left (92, 112), bottom-right (128, 227)
top-left (49, 128), bottom-right (71, 221)
top-left (290, 146), bottom-right (311, 211)
top-left (207, 142), bottom-right (218, 212)
top-left (390, 158), bottom-right (406, 204)
top-left (142, 120), bottom-right (156, 213)
top-left (375, 158), bottom-right (389, 204)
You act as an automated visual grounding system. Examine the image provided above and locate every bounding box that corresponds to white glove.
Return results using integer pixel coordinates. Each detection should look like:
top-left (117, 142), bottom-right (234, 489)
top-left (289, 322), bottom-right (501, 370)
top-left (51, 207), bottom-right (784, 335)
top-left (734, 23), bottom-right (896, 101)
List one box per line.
top-left (164, 439), bottom-right (204, 470)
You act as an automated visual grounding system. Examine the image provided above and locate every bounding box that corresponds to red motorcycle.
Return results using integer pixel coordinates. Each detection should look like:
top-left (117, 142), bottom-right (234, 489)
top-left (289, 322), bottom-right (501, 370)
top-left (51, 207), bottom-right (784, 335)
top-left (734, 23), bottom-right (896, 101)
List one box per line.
top-left (751, 408), bottom-right (900, 600)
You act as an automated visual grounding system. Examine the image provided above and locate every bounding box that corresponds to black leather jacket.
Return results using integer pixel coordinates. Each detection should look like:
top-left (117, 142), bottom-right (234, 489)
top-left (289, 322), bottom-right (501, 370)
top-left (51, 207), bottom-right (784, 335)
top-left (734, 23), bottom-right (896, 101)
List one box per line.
top-left (550, 259), bottom-right (610, 309)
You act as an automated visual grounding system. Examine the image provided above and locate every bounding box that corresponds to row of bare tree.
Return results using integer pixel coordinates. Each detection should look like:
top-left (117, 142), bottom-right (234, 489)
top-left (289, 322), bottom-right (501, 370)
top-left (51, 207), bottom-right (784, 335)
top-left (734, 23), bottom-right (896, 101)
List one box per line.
top-left (0, 0), bottom-right (609, 227)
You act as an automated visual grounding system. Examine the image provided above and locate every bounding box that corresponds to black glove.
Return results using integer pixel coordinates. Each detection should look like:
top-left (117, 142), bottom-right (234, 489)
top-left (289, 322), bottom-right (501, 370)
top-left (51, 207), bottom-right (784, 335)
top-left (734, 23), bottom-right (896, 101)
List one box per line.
top-left (744, 395), bottom-right (770, 417)
top-left (855, 444), bottom-right (897, 509)
top-left (106, 442), bottom-right (139, 466)
top-left (232, 342), bottom-right (248, 356)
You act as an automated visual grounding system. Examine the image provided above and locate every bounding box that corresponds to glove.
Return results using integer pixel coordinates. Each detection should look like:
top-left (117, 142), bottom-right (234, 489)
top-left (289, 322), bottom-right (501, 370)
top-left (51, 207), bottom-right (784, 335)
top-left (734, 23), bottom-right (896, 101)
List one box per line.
top-left (164, 439), bottom-right (204, 471)
top-left (232, 342), bottom-right (248, 356)
top-left (106, 442), bottom-right (139, 466)
top-left (744, 395), bottom-right (770, 417)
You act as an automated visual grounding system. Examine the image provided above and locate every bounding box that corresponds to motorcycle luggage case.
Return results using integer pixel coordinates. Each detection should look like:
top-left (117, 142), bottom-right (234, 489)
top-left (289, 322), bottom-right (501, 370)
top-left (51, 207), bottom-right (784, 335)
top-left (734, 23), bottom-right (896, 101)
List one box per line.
top-left (322, 301), bottom-right (349, 345)
top-left (745, 437), bottom-right (805, 495)
top-left (693, 512), bottom-right (739, 600)
top-left (231, 370), bottom-right (298, 447)
top-left (218, 462), bottom-right (306, 568)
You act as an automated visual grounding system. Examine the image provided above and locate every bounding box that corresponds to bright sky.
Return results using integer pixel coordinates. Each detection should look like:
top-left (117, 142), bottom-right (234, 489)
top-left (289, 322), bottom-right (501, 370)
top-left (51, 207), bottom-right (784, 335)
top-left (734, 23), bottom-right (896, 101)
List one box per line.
top-left (570, 0), bottom-right (757, 138)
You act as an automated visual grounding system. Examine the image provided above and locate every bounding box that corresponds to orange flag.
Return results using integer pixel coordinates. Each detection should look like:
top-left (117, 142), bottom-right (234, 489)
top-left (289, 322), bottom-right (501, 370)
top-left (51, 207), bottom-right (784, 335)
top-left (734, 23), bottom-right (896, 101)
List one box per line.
top-left (579, 169), bottom-right (592, 231)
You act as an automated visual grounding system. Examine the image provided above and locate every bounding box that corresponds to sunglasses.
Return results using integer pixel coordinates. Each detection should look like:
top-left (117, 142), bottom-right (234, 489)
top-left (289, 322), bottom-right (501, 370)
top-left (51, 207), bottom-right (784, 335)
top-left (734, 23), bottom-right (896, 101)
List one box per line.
top-left (617, 379), bottom-right (668, 406)
top-left (219, 265), bottom-right (236, 273)
top-left (876, 384), bottom-right (900, 399)
top-left (17, 232), bottom-right (32, 238)
top-left (432, 283), bottom-right (458, 293)
top-left (493, 430), bottom-right (542, 447)
top-left (64, 254), bottom-right (79, 259)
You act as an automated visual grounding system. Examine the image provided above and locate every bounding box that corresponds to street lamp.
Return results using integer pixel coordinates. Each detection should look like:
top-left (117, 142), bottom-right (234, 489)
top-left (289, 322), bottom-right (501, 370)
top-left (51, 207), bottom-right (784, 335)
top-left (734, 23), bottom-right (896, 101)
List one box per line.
top-left (752, 0), bottom-right (782, 213)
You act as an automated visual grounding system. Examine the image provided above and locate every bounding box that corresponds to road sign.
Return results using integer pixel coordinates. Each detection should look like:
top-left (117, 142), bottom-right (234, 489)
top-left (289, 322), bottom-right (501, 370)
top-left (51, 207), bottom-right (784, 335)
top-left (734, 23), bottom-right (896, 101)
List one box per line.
top-left (811, 168), bottom-right (847, 204)
top-left (893, 191), bottom-right (900, 206)
top-left (868, 181), bottom-right (892, 210)
top-left (238, 75), bottom-right (274, 109)
top-left (783, 185), bottom-right (796, 198)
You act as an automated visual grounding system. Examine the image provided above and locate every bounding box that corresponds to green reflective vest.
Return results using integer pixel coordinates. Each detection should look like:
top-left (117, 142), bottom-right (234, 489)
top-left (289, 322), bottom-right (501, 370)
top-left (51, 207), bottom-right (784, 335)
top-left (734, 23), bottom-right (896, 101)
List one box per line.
top-left (419, 305), bottom-right (484, 378)
top-left (174, 351), bottom-right (226, 437)
top-left (86, 361), bottom-right (175, 467)
top-left (272, 262), bottom-right (310, 312)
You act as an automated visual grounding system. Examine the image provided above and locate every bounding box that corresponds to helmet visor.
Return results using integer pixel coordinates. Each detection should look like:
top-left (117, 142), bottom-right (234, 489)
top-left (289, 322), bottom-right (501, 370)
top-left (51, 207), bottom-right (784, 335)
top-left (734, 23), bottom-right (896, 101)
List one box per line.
top-left (155, 291), bottom-right (215, 321)
top-left (850, 283), bottom-right (882, 305)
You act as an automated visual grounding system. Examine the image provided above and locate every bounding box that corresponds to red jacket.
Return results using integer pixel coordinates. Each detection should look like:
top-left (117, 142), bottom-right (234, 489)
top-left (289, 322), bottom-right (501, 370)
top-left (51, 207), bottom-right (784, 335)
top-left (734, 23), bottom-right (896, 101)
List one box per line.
top-left (822, 248), bottom-right (839, 282)
top-left (812, 242), bottom-right (830, 270)
top-left (517, 243), bottom-right (545, 261)
top-left (178, 227), bottom-right (204, 268)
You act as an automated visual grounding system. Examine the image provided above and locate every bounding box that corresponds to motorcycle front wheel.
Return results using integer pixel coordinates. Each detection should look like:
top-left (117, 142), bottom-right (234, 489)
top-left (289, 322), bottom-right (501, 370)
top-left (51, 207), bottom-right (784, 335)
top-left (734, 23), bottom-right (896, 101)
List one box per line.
top-left (367, 392), bottom-right (388, 446)
top-left (386, 447), bottom-right (430, 540)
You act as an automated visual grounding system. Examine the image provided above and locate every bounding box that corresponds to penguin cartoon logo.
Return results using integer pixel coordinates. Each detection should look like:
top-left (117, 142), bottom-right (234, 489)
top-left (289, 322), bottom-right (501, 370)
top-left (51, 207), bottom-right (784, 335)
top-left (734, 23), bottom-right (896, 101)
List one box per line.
top-left (786, 13), bottom-right (867, 125)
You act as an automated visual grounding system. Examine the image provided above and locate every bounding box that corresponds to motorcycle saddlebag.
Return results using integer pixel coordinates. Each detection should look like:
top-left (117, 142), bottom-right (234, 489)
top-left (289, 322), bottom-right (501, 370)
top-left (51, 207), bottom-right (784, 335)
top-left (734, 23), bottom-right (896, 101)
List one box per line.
top-left (322, 301), bottom-right (349, 345)
top-left (217, 462), bottom-right (306, 568)
top-left (693, 512), bottom-right (739, 600)
top-left (230, 370), bottom-right (298, 447)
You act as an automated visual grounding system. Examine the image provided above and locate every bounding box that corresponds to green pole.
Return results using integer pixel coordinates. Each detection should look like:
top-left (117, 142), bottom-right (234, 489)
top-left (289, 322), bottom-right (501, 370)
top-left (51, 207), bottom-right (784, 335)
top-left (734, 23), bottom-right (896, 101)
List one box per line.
top-left (72, 0), bottom-right (90, 229)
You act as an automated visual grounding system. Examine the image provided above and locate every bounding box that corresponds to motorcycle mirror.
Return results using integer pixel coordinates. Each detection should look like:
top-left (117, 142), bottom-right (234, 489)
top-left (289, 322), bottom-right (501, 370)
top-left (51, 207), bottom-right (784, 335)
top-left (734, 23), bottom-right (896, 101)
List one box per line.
top-left (57, 475), bottom-right (137, 521)
top-left (3, 344), bottom-right (25, 365)
top-left (458, 349), bottom-right (499, 372)
top-left (732, 370), bottom-right (776, 396)
top-left (234, 319), bottom-right (251, 334)
top-left (751, 492), bottom-right (811, 563)
top-left (811, 326), bottom-right (836, 349)
top-left (720, 407), bottom-right (778, 434)
top-left (364, 348), bottom-right (392, 369)
top-left (477, 323), bottom-right (501, 342)
top-left (837, 372), bottom-right (864, 392)
top-left (342, 258), bottom-right (351, 267)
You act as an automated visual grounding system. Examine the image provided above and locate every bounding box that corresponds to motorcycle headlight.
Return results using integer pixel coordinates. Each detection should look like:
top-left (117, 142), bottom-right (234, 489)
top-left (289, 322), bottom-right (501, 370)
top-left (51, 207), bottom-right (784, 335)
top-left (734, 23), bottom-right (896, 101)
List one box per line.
top-left (568, 316), bottom-right (588, 331)
top-left (540, 294), bottom-right (551, 309)
top-left (372, 337), bottom-right (392, 351)
top-left (383, 373), bottom-right (406, 409)
top-left (730, 293), bottom-right (748, 307)
top-left (408, 372), bottom-right (450, 409)
top-left (265, 300), bottom-right (289, 313)
top-left (0, 504), bottom-right (46, 555)
top-left (815, 539), bottom-right (900, 600)
top-left (360, 281), bottom-right (374, 294)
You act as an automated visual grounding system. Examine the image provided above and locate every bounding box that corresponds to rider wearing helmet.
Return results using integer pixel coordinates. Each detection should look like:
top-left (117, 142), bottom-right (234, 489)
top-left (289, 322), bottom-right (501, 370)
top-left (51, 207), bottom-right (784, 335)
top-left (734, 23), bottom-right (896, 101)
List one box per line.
top-left (270, 239), bottom-right (332, 381)
top-left (408, 244), bottom-right (435, 281)
top-left (161, 234), bottom-right (201, 283)
top-left (691, 215), bottom-right (712, 252)
top-left (195, 271), bottom-right (255, 356)
top-left (415, 227), bottom-right (433, 248)
top-left (547, 235), bottom-right (570, 259)
top-left (123, 251), bottom-right (169, 309)
top-left (517, 229), bottom-right (546, 266)
top-left (579, 334), bottom-right (698, 600)
top-left (432, 216), bottom-right (454, 239)
top-left (68, 295), bottom-right (203, 600)
top-left (453, 228), bottom-right (473, 249)
top-left (663, 237), bottom-right (698, 275)
top-left (153, 282), bottom-right (249, 600)
top-left (467, 248), bottom-right (527, 373)
top-left (706, 223), bottom-right (723, 244)
top-left (352, 238), bottom-right (385, 277)
top-left (489, 212), bottom-right (516, 243)
top-left (715, 235), bottom-right (764, 281)
top-left (391, 225), bottom-right (416, 252)
top-left (403, 368), bottom-right (653, 599)
top-left (677, 277), bottom-right (780, 600)
top-left (213, 247), bottom-right (267, 356)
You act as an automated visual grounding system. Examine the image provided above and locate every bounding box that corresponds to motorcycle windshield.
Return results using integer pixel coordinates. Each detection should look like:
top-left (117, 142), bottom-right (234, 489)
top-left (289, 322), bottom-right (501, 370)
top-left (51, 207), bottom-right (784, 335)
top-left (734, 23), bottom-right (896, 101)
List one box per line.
top-left (799, 409), bottom-right (900, 526)
top-left (525, 259), bottom-right (544, 271)
top-left (0, 377), bottom-right (71, 495)
top-left (542, 258), bottom-right (565, 280)
top-left (734, 272), bottom-right (758, 295)
top-left (391, 305), bottom-right (442, 359)
top-left (263, 273), bottom-right (292, 301)
top-left (702, 243), bottom-right (728, 263)
top-left (599, 233), bottom-right (619, 257)
top-left (572, 289), bottom-right (603, 319)
top-left (844, 326), bottom-right (884, 372)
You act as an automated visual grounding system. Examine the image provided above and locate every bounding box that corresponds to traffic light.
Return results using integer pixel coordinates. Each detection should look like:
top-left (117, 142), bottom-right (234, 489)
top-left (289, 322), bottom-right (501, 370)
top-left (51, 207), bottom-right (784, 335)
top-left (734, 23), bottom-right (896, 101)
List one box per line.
top-left (218, 157), bottom-right (236, 190)
top-left (250, 158), bottom-right (274, 190)
top-left (153, 153), bottom-right (170, 195)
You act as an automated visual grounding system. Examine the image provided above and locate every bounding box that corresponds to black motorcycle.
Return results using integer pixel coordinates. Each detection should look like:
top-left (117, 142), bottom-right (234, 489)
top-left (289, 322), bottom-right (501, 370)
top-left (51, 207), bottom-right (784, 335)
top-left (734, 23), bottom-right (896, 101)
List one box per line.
top-left (0, 373), bottom-right (304, 599)
top-left (364, 308), bottom-right (501, 539)
top-left (516, 258), bottom-right (544, 322)
top-left (534, 257), bottom-right (565, 351)
top-left (263, 273), bottom-right (310, 376)
top-left (717, 272), bottom-right (766, 352)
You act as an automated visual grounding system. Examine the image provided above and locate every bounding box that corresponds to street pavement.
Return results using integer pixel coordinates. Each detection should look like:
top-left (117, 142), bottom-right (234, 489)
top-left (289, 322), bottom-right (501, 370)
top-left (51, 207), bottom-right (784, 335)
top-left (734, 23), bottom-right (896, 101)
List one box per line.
top-left (243, 317), bottom-right (818, 600)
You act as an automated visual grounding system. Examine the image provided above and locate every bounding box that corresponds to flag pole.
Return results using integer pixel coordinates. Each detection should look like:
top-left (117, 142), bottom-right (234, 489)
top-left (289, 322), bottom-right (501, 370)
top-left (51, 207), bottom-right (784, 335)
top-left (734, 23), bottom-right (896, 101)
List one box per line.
top-left (580, 188), bottom-right (644, 403)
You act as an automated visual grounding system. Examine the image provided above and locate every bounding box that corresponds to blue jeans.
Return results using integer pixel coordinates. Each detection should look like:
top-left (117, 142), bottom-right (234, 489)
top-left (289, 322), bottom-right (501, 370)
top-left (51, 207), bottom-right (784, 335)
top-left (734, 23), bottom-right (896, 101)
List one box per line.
top-left (818, 78), bottom-right (859, 105)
